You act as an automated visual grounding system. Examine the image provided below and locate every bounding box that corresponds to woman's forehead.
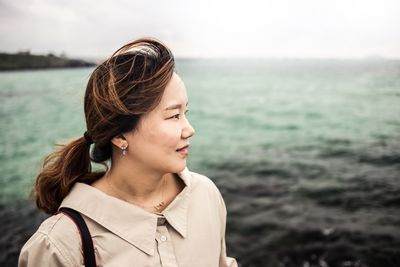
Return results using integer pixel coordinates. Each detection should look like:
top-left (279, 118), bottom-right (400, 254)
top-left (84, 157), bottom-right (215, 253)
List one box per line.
top-left (159, 73), bottom-right (188, 108)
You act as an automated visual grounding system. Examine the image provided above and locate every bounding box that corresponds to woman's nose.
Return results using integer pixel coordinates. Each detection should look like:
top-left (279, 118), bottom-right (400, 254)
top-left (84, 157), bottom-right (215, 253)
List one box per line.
top-left (182, 118), bottom-right (195, 139)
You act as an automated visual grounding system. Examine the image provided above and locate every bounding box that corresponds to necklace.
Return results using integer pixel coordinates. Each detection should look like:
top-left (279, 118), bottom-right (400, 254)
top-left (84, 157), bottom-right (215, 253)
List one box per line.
top-left (106, 175), bottom-right (167, 212)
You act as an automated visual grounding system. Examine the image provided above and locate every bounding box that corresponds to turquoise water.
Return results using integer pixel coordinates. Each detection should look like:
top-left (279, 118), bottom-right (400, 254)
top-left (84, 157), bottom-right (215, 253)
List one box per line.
top-left (1, 59), bottom-right (400, 266)
top-left (0, 59), bottom-right (399, 201)
top-left (1, 68), bottom-right (89, 200)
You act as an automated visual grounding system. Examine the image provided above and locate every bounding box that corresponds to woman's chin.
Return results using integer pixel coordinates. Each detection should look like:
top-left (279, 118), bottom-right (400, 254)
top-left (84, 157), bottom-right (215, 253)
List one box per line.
top-left (171, 160), bottom-right (187, 173)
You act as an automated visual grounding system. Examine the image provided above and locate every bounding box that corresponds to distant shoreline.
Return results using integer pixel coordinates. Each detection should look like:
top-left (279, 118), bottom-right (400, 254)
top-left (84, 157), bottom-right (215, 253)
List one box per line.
top-left (0, 52), bottom-right (96, 71)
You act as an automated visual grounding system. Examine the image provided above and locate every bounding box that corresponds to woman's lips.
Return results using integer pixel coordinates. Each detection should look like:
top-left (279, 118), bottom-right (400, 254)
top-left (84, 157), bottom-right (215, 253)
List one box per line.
top-left (176, 145), bottom-right (189, 156)
top-left (177, 147), bottom-right (189, 156)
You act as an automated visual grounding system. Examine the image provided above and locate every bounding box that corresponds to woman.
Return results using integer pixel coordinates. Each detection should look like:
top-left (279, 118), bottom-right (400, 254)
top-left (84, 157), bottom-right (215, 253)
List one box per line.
top-left (18, 38), bottom-right (237, 267)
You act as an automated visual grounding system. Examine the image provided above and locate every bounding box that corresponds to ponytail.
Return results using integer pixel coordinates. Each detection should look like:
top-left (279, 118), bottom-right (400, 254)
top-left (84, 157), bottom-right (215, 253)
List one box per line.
top-left (33, 136), bottom-right (106, 214)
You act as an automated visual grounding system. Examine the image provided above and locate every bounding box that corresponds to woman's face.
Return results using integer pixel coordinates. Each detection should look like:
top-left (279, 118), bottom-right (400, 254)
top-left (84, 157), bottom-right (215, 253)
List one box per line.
top-left (121, 72), bottom-right (195, 173)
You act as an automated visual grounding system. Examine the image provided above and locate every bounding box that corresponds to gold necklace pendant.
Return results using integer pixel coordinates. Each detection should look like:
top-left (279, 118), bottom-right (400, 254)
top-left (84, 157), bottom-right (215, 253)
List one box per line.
top-left (154, 201), bottom-right (165, 211)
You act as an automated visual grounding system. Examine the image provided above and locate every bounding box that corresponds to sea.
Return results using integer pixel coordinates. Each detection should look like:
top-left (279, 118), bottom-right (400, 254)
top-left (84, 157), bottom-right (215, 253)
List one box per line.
top-left (1, 59), bottom-right (399, 267)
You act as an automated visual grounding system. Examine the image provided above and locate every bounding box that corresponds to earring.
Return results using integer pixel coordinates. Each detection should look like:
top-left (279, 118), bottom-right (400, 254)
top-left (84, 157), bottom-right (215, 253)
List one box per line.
top-left (121, 145), bottom-right (127, 156)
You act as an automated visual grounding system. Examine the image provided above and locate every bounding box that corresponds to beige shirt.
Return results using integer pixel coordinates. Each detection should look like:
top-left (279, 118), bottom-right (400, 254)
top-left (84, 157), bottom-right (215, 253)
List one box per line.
top-left (18, 168), bottom-right (238, 267)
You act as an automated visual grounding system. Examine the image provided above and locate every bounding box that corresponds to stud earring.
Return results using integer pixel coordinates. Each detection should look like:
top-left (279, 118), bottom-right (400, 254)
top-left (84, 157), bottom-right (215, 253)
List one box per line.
top-left (121, 145), bottom-right (127, 156)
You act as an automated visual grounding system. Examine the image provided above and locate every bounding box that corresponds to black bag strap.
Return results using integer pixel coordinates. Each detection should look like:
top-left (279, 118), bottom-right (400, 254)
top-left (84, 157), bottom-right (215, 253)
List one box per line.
top-left (59, 207), bottom-right (97, 267)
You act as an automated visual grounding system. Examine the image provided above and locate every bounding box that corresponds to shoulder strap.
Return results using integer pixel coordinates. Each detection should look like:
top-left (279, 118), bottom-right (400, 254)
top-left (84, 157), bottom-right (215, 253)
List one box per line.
top-left (59, 207), bottom-right (97, 267)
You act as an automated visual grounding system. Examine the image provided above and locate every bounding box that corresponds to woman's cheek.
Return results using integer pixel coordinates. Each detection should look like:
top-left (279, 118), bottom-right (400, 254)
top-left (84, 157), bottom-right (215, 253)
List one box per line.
top-left (164, 129), bottom-right (182, 147)
top-left (144, 124), bottom-right (173, 146)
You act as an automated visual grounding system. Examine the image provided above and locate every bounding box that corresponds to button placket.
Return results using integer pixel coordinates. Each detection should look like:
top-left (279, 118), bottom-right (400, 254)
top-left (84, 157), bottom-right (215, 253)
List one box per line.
top-left (156, 225), bottom-right (178, 267)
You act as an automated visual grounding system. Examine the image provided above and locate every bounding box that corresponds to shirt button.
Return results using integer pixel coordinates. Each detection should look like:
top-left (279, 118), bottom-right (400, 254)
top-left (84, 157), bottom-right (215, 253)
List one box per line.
top-left (160, 235), bottom-right (167, 242)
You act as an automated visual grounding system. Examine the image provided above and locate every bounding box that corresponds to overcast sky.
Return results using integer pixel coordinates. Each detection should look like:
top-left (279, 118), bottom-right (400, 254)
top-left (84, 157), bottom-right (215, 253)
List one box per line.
top-left (0, 0), bottom-right (399, 59)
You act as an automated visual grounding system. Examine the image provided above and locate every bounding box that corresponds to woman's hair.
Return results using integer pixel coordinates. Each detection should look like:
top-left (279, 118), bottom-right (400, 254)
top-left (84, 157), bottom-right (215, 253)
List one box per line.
top-left (34, 38), bottom-right (175, 214)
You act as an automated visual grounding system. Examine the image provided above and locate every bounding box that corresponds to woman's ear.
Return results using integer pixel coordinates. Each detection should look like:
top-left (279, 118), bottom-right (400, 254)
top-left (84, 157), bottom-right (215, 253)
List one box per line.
top-left (111, 134), bottom-right (128, 149)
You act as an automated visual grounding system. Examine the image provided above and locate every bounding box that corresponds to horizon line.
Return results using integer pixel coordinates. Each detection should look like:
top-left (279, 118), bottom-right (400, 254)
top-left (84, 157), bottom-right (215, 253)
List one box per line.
top-left (2, 51), bottom-right (399, 62)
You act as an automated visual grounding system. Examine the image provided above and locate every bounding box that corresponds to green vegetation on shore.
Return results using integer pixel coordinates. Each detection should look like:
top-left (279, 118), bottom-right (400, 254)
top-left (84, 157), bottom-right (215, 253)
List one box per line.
top-left (0, 52), bottom-right (96, 71)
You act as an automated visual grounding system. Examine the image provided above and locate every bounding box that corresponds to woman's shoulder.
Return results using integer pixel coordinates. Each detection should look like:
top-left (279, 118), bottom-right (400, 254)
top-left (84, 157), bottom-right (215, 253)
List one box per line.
top-left (186, 170), bottom-right (226, 207)
top-left (187, 170), bottom-right (221, 192)
top-left (35, 212), bottom-right (81, 241)
top-left (19, 213), bottom-right (83, 267)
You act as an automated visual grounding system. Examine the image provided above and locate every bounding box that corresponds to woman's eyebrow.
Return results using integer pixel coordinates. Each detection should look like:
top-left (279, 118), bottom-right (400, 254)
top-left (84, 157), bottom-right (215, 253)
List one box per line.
top-left (164, 102), bottom-right (189, 111)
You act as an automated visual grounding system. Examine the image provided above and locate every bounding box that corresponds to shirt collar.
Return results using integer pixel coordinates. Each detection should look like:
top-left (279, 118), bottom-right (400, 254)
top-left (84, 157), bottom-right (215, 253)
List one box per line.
top-left (59, 167), bottom-right (192, 256)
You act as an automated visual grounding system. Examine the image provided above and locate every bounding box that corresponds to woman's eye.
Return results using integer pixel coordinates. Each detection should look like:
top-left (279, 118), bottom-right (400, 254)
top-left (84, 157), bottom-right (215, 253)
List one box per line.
top-left (171, 114), bottom-right (180, 119)
top-left (169, 110), bottom-right (188, 120)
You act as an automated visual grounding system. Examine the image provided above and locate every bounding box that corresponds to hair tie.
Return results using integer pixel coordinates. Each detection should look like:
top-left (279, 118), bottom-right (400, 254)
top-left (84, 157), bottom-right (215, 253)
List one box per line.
top-left (83, 131), bottom-right (94, 144)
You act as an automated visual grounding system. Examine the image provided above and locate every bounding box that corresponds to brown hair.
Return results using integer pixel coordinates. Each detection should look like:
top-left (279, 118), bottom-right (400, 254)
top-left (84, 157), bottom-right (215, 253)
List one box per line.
top-left (34, 38), bottom-right (175, 214)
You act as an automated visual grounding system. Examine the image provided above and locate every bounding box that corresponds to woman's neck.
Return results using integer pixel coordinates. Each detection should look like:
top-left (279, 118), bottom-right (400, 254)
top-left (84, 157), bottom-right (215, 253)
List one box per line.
top-left (92, 162), bottom-right (173, 207)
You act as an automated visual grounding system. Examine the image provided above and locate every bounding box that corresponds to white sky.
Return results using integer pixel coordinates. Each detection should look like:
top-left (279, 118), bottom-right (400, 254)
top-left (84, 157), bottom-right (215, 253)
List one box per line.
top-left (0, 0), bottom-right (399, 59)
